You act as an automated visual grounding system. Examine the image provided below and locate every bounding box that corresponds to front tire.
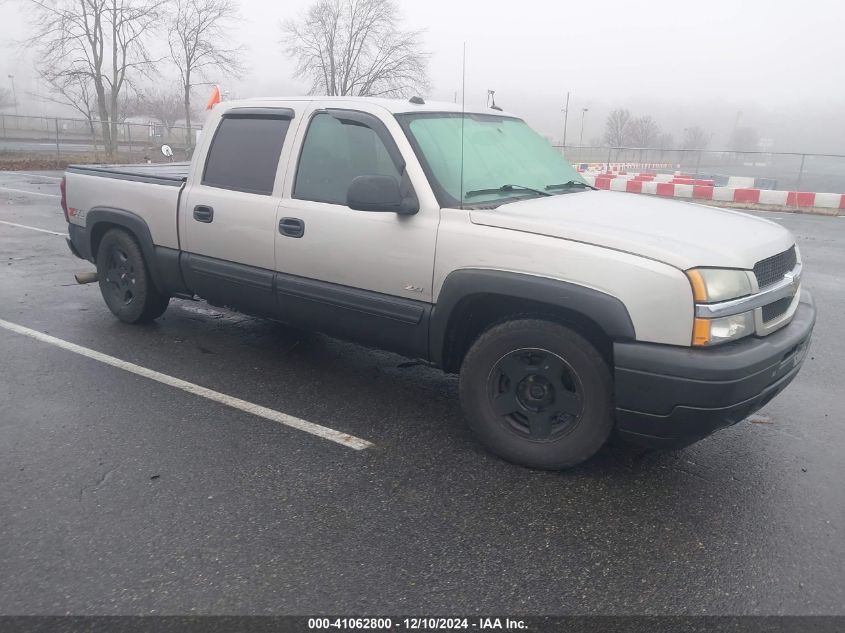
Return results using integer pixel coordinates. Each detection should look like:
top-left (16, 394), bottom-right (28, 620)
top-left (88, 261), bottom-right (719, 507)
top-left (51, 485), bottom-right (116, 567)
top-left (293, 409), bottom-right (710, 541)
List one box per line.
top-left (95, 228), bottom-right (170, 323)
top-left (459, 319), bottom-right (614, 470)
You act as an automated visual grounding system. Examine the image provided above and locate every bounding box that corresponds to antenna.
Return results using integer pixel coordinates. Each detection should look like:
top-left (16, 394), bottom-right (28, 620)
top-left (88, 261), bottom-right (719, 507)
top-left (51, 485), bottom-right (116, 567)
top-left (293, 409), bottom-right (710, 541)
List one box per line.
top-left (486, 90), bottom-right (502, 111)
top-left (460, 42), bottom-right (466, 210)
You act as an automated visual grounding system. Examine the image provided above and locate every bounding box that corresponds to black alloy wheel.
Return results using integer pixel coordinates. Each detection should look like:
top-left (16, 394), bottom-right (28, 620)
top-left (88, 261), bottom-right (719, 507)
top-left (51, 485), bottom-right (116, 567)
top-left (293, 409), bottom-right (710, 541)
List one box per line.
top-left (95, 228), bottom-right (170, 323)
top-left (459, 318), bottom-right (614, 469)
top-left (487, 347), bottom-right (584, 442)
top-left (103, 244), bottom-right (138, 307)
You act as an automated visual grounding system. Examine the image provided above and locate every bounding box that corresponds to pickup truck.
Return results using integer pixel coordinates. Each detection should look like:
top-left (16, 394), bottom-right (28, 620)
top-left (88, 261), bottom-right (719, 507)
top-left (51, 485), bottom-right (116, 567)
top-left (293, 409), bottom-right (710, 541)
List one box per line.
top-left (62, 96), bottom-right (816, 469)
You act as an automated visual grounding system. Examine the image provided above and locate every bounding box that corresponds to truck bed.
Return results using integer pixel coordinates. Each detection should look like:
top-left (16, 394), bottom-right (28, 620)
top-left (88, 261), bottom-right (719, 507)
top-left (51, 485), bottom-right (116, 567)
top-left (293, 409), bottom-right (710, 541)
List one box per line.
top-left (65, 162), bottom-right (187, 251)
top-left (66, 162), bottom-right (190, 187)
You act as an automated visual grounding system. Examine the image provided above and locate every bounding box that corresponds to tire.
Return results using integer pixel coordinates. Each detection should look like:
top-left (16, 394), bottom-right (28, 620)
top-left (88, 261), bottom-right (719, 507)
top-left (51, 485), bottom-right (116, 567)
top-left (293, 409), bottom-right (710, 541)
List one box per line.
top-left (95, 228), bottom-right (170, 323)
top-left (458, 318), bottom-right (614, 470)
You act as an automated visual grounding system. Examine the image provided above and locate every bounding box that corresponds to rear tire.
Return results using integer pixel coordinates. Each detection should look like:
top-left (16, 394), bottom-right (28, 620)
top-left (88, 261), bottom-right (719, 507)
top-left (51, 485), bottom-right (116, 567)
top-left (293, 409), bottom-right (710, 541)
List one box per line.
top-left (459, 319), bottom-right (614, 470)
top-left (95, 228), bottom-right (169, 323)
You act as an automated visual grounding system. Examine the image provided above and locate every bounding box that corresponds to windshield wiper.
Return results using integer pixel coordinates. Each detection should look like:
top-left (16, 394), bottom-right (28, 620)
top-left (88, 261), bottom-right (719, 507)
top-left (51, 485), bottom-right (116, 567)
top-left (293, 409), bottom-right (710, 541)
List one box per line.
top-left (545, 180), bottom-right (596, 191)
top-left (464, 184), bottom-right (552, 199)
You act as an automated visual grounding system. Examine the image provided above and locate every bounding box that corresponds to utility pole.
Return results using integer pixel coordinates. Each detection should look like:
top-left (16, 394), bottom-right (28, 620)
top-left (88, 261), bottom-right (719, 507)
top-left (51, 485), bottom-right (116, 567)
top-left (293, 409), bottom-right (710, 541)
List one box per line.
top-left (579, 107), bottom-right (589, 147)
top-left (7, 75), bottom-right (18, 116)
top-left (561, 92), bottom-right (570, 147)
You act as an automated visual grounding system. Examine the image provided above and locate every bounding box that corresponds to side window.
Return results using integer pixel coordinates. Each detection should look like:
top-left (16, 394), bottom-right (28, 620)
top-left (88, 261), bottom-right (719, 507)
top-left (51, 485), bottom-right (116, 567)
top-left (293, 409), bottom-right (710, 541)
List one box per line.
top-left (294, 112), bottom-right (402, 205)
top-left (203, 115), bottom-right (291, 195)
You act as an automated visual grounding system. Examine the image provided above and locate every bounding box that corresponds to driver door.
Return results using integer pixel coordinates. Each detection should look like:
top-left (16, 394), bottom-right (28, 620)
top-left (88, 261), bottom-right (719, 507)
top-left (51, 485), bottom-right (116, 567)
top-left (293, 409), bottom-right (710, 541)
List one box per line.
top-left (274, 103), bottom-right (439, 356)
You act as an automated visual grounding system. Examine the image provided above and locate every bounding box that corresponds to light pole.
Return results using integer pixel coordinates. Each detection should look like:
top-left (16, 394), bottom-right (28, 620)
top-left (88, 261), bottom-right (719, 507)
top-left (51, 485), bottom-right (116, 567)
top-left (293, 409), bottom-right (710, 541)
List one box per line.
top-left (561, 92), bottom-right (570, 147)
top-left (579, 107), bottom-right (588, 147)
top-left (7, 74), bottom-right (18, 116)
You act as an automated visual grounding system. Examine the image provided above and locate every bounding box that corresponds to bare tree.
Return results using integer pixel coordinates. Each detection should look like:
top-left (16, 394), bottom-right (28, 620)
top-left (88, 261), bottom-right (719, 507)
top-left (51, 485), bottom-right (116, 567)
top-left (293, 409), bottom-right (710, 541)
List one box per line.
top-left (0, 87), bottom-right (14, 109)
top-left (603, 109), bottom-right (631, 147)
top-left (730, 127), bottom-right (760, 153)
top-left (27, 0), bottom-right (165, 158)
top-left (681, 126), bottom-right (710, 150)
top-left (282, 0), bottom-right (430, 98)
top-left (169, 0), bottom-right (243, 149)
top-left (125, 87), bottom-right (185, 134)
top-left (656, 132), bottom-right (674, 150)
top-left (37, 70), bottom-right (102, 155)
top-left (628, 116), bottom-right (660, 148)
top-left (655, 131), bottom-right (674, 160)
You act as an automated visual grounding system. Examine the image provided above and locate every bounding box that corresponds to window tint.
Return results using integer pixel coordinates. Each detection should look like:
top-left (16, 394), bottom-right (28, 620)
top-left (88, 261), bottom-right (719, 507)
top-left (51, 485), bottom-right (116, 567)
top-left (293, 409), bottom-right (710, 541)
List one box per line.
top-left (203, 116), bottom-right (290, 195)
top-left (294, 113), bottom-right (401, 204)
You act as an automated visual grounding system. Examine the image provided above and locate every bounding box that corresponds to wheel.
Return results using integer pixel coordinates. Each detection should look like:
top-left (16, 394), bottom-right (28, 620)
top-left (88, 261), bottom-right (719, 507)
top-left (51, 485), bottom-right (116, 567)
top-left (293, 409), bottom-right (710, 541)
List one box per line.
top-left (459, 319), bottom-right (614, 470)
top-left (95, 228), bottom-right (170, 323)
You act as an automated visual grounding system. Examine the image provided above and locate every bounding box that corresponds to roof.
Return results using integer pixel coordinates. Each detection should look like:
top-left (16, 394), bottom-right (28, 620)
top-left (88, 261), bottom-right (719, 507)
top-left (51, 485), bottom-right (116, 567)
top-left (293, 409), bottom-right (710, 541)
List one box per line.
top-left (221, 95), bottom-right (518, 118)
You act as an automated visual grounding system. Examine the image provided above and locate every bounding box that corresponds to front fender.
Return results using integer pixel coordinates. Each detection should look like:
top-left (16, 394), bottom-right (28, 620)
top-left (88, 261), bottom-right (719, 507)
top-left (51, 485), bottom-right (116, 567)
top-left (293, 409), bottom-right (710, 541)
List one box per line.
top-left (429, 268), bottom-right (636, 368)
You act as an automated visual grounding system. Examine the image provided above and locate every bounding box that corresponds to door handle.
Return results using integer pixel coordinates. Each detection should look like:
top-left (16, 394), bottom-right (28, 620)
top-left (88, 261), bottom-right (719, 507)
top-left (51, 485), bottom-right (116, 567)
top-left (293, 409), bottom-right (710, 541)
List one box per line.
top-left (193, 205), bottom-right (214, 223)
top-left (279, 217), bottom-right (305, 238)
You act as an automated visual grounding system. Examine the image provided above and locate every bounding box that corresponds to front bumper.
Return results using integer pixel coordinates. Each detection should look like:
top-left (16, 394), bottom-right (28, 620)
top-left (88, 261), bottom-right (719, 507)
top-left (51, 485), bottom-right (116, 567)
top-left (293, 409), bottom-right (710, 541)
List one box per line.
top-left (614, 291), bottom-right (816, 448)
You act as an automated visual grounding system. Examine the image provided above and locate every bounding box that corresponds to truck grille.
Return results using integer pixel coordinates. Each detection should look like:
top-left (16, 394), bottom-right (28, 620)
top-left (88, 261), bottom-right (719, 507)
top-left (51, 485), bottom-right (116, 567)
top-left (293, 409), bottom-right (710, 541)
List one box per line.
top-left (762, 296), bottom-right (793, 323)
top-left (753, 246), bottom-right (796, 289)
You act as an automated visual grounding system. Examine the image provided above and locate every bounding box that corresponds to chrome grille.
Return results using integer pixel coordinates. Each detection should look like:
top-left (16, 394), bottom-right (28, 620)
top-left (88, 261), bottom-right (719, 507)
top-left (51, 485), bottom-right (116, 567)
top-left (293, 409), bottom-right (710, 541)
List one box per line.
top-left (754, 246), bottom-right (796, 289)
top-left (762, 296), bottom-right (793, 323)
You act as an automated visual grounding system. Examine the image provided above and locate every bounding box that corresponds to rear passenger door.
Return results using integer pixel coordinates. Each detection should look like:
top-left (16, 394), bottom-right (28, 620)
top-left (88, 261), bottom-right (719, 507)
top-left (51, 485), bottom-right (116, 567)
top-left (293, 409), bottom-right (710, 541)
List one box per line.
top-left (180, 106), bottom-right (297, 316)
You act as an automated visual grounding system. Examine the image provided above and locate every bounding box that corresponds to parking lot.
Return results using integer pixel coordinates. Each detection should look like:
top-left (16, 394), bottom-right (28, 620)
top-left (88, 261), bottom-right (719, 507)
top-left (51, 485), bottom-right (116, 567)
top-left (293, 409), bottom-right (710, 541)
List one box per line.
top-left (0, 170), bottom-right (843, 615)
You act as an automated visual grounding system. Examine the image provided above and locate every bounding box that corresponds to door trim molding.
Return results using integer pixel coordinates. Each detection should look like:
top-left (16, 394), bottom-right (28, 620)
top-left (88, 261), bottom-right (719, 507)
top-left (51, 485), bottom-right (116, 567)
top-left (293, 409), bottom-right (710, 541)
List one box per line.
top-left (274, 272), bottom-right (427, 324)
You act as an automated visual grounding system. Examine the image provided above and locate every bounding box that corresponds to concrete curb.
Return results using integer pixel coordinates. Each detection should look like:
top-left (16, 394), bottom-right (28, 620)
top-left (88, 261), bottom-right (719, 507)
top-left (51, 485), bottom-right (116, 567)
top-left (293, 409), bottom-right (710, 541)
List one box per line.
top-left (582, 173), bottom-right (845, 216)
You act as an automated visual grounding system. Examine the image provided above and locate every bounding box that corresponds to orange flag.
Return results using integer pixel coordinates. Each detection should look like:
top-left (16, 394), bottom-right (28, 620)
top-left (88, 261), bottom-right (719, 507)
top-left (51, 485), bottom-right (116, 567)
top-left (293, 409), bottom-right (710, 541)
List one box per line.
top-left (205, 85), bottom-right (221, 110)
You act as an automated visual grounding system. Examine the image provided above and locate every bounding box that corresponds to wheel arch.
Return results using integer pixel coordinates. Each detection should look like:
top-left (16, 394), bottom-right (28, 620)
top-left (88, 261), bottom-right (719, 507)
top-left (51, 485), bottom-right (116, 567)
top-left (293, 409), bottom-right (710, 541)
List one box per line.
top-left (430, 269), bottom-right (636, 373)
top-left (87, 207), bottom-right (168, 294)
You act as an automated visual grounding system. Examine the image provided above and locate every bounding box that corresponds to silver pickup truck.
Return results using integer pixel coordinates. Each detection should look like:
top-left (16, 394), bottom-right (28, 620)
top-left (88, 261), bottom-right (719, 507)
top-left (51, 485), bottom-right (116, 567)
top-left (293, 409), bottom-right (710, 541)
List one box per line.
top-left (61, 96), bottom-right (816, 469)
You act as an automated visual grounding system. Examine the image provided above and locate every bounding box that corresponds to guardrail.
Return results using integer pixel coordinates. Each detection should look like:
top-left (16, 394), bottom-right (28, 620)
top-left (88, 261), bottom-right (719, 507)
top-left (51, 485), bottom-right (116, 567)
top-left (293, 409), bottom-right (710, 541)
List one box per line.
top-left (556, 145), bottom-right (845, 194)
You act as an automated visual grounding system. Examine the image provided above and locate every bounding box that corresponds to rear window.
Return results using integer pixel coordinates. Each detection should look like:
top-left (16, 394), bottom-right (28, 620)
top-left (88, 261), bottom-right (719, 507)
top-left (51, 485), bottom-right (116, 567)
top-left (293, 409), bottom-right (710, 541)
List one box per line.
top-left (202, 116), bottom-right (290, 195)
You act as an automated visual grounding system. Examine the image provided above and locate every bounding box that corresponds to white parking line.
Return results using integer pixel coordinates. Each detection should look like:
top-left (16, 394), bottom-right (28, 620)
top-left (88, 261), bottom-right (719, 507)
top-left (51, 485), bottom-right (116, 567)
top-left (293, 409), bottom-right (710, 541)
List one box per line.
top-left (0, 318), bottom-right (374, 451)
top-left (0, 185), bottom-right (60, 198)
top-left (0, 220), bottom-right (67, 236)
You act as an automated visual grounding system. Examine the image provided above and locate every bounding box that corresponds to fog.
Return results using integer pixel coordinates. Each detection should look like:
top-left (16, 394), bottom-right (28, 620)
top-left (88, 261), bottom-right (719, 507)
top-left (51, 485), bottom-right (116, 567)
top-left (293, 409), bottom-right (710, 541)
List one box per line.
top-left (2, 0), bottom-right (844, 152)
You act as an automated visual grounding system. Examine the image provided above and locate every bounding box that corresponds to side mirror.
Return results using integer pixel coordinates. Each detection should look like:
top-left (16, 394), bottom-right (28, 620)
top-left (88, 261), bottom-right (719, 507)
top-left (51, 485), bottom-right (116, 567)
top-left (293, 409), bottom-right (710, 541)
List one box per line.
top-left (347, 175), bottom-right (418, 215)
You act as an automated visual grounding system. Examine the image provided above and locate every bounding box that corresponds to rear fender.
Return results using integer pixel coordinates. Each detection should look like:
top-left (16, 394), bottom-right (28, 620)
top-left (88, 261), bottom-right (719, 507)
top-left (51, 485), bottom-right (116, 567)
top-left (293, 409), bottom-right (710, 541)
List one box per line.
top-left (87, 207), bottom-right (188, 296)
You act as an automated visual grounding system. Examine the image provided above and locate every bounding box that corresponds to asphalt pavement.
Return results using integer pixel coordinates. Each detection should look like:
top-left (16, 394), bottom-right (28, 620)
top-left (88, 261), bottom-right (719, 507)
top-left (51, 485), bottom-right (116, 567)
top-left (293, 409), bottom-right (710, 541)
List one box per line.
top-left (0, 171), bottom-right (843, 615)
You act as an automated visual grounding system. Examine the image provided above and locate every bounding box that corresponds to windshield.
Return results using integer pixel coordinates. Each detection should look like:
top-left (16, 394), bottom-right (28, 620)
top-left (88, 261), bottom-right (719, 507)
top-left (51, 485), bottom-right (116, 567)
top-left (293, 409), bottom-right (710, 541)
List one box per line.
top-left (396, 112), bottom-right (587, 208)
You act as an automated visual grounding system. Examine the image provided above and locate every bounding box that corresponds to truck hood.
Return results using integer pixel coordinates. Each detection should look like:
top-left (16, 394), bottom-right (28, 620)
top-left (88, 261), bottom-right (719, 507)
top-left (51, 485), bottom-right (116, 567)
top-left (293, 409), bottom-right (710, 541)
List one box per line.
top-left (468, 190), bottom-right (794, 270)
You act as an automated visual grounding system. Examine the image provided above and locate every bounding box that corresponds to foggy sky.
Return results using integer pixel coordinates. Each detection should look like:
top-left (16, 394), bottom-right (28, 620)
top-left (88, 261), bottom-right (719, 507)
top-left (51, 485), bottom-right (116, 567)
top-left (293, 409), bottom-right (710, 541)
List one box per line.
top-left (2, 0), bottom-right (845, 152)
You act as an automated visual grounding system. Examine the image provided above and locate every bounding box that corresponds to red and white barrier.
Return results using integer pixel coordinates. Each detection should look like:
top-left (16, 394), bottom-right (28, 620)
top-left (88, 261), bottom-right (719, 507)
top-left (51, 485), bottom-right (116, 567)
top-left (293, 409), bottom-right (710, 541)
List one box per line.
top-left (583, 174), bottom-right (845, 211)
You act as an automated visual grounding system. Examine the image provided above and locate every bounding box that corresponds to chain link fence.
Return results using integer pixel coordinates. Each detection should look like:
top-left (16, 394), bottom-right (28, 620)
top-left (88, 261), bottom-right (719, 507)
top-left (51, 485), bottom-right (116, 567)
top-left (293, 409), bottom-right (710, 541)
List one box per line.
top-left (557, 145), bottom-right (845, 193)
top-left (0, 113), bottom-right (199, 165)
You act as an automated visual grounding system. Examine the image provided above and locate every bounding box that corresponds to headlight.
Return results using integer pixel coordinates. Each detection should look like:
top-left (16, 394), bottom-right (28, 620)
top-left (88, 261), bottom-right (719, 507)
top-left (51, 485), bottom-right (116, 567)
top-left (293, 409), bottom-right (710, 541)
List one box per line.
top-left (693, 312), bottom-right (755, 346)
top-left (687, 268), bottom-right (755, 346)
top-left (686, 268), bottom-right (753, 303)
